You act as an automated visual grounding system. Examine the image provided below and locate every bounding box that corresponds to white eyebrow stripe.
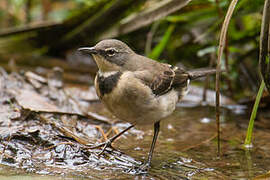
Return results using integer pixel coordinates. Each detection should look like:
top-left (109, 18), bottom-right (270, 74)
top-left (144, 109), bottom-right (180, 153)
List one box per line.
top-left (105, 47), bottom-right (118, 52)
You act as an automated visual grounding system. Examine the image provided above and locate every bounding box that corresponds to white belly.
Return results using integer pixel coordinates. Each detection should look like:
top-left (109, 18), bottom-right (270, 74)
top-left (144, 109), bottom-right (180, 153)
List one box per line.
top-left (101, 72), bottom-right (179, 125)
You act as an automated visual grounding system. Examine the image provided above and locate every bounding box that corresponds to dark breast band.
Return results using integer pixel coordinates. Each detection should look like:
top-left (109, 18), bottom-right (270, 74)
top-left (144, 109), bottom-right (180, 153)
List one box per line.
top-left (97, 71), bottom-right (122, 97)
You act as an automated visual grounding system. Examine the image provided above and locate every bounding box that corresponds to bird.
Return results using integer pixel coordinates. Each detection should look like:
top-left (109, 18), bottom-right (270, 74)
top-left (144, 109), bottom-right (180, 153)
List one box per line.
top-left (78, 39), bottom-right (216, 173)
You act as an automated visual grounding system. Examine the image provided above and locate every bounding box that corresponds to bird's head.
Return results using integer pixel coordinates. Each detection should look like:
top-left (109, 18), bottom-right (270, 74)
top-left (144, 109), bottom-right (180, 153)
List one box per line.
top-left (78, 39), bottom-right (134, 72)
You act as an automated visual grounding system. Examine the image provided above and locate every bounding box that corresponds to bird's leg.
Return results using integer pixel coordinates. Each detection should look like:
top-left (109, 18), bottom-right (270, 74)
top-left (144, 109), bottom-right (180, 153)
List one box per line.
top-left (137, 121), bottom-right (160, 173)
top-left (88, 124), bottom-right (134, 156)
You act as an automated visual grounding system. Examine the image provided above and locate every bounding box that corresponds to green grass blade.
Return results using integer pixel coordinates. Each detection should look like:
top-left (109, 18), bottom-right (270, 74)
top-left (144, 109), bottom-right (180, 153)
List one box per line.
top-left (244, 80), bottom-right (265, 147)
top-left (148, 24), bottom-right (175, 60)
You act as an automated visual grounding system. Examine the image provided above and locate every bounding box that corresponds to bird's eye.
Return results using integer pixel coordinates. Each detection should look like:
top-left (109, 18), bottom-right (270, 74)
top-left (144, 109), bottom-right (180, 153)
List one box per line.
top-left (106, 49), bottom-right (116, 56)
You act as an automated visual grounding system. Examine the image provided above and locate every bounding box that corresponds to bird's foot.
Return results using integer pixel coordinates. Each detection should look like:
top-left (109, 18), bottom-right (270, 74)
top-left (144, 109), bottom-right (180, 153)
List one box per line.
top-left (87, 125), bottom-right (134, 156)
top-left (129, 162), bottom-right (151, 175)
top-left (88, 139), bottom-right (115, 156)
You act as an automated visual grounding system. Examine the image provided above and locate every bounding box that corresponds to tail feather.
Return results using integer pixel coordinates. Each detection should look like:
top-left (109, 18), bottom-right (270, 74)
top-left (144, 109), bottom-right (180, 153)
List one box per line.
top-left (187, 68), bottom-right (216, 80)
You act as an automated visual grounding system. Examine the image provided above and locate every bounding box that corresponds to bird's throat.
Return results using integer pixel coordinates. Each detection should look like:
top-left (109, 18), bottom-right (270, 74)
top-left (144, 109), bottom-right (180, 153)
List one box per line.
top-left (92, 55), bottom-right (120, 72)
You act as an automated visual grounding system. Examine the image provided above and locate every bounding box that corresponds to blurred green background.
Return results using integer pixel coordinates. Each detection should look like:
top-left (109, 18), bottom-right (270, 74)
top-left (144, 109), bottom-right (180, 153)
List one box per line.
top-left (0, 0), bottom-right (266, 100)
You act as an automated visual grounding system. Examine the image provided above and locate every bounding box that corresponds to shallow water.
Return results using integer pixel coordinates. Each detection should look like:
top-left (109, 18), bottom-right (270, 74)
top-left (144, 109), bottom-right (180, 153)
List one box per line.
top-left (1, 102), bottom-right (270, 179)
top-left (110, 105), bottom-right (270, 179)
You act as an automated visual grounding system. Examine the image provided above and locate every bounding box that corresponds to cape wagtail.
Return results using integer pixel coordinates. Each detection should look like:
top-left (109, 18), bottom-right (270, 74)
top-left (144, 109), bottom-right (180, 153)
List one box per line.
top-left (78, 39), bottom-right (216, 172)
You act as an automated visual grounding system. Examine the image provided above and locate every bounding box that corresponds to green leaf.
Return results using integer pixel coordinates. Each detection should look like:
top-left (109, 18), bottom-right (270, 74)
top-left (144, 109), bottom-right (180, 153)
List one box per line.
top-left (148, 24), bottom-right (175, 60)
top-left (244, 80), bottom-right (265, 147)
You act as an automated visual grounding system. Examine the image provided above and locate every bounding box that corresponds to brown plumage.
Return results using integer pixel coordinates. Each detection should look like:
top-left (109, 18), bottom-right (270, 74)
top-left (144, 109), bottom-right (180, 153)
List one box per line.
top-left (78, 39), bottom-right (216, 174)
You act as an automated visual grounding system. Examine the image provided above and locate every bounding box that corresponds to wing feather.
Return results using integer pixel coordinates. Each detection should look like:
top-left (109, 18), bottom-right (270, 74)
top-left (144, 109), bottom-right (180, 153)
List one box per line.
top-left (135, 66), bottom-right (189, 96)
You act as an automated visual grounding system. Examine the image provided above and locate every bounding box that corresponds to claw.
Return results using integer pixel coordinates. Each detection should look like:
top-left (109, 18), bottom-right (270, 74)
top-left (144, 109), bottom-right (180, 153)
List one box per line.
top-left (87, 138), bottom-right (116, 156)
top-left (88, 142), bottom-right (106, 149)
top-left (137, 162), bottom-right (150, 174)
top-left (97, 139), bottom-right (112, 156)
top-left (128, 163), bottom-right (150, 175)
top-left (87, 125), bottom-right (134, 156)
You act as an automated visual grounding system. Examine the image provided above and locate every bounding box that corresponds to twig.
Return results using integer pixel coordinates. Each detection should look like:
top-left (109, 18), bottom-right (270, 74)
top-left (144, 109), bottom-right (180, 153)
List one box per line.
top-left (39, 114), bottom-right (93, 146)
top-left (215, 0), bottom-right (234, 97)
top-left (105, 128), bottom-right (113, 139)
top-left (44, 141), bottom-right (75, 151)
top-left (0, 22), bottom-right (60, 37)
top-left (112, 126), bottom-right (119, 135)
top-left (0, 152), bottom-right (13, 159)
top-left (95, 125), bottom-right (108, 141)
top-left (181, 133), bottom-right (217, 152)
top-left (62, 0), bottom-right (144, 44)
top-left (100, 0), bottom-right (191, 39)
top-left (216, 0), bottom-right (239, 156)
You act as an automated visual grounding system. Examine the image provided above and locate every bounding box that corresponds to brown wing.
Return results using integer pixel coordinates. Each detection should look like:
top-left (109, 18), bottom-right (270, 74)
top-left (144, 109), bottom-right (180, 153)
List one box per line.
top-left (172, 67), bottom-right (189, 89)
top-left (135, 66), bottom-right (189, 96)
top-left (150, 68), bottom-right (175, 95)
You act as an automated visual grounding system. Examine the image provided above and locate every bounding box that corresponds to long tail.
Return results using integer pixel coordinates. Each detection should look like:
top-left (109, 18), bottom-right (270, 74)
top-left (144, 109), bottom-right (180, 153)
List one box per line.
top-left (187, 68), bottom-right (216, 80)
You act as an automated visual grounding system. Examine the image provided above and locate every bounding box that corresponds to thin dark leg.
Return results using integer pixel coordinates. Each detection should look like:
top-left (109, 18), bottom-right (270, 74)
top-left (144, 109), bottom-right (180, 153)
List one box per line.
top-left (145, 121), bottom-right (160, 166)
top-left (88, 124), bottom-right (134, 155)
top-left (134, 121), bottom-right (160, 174)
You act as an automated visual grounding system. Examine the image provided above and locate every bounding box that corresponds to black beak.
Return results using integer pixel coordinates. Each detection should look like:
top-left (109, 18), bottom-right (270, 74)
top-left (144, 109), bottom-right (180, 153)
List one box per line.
top-left (77, 47), bottom-right (97, 54)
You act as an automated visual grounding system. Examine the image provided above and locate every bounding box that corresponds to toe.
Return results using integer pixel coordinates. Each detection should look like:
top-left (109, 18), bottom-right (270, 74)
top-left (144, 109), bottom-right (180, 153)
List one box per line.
top-left (131, 163), bottom-right (151, 175)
